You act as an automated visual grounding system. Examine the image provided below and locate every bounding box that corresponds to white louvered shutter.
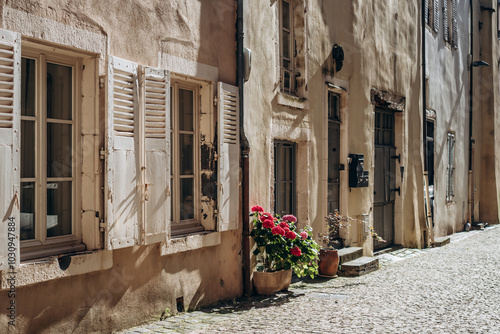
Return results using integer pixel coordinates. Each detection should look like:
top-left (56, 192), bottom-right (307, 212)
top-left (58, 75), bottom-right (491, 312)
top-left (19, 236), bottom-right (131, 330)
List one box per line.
top-left (452, 0), bottom-right (458, 48)
top-left (433, 0), bottom-right (440, 32)
top-left (106, 56), bottom-right (140, 249)
top-left (425, 0), bottom-right (429, 25)
top-left (140, 66), bottom-right (170, 244)
top-left (443, 0), bottom-right (449, 42)
top-left (0, 29), bottom-right (20, 270)
top-left (217, 82), bottom-right (240, 231)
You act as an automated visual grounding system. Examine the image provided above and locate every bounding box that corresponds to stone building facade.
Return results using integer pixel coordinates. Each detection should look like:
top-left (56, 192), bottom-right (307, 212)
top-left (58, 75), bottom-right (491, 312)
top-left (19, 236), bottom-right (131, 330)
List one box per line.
top-left (1, 0), bottom-right (499, 333)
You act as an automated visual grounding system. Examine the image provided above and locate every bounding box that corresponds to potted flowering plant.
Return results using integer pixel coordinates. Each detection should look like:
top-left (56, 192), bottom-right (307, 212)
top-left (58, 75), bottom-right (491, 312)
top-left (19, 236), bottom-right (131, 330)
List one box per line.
top-left (250, 205), bottom-right (320, 294)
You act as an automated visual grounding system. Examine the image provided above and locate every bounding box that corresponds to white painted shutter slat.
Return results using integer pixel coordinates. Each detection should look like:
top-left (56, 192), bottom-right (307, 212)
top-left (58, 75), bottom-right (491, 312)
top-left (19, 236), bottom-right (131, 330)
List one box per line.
top-left (0, 29), bottom-right (20, 270)
top-left (443, 0), bottom-right (449, 42)
top-left (452, 0), bottom-right (458, 48)
top-left (217, 82), bottom-right (240, 231)
top-left (433, 0), bottom-right (440, 32)
top-left (141, 66), bottom-right (170, 244)
top-left (106, 56), bottom-right (140, 249)
top-left (424, 0), bottom-right (429, 25)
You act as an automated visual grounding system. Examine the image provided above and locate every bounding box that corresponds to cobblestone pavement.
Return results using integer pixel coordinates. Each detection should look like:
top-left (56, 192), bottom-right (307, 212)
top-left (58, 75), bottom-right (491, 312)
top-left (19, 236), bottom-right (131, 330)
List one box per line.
top-left (119, 226), bottom-right (500, 333)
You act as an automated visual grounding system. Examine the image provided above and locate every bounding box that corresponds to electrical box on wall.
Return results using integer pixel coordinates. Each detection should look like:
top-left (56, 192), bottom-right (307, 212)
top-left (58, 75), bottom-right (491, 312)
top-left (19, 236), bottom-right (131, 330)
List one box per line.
top-left (349, 154), bottom-right (369, 188)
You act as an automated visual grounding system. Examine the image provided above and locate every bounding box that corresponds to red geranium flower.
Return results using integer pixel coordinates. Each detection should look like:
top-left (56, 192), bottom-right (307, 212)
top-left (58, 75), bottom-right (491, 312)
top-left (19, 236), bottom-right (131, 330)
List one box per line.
top-left (291, 246), bottom-right (301, 257)
top-left (260, 213), bottom-right (273, 222)
top-left (300, 231), bottom-right (308, 240)
top-left (282, 215), bottom-right (297, 223)
top-left (251, 205), bottom-right (264, 212)
top-left (285, 231), bottom-right (297, 240)
top-left (279, 221), bottom-right (289, 229)
top-left (283, 227), bottom-right (290, 234)
top-left (271, 226), bottom-right (285, 236)
top-left (262, 219), bottom-right (275, 229)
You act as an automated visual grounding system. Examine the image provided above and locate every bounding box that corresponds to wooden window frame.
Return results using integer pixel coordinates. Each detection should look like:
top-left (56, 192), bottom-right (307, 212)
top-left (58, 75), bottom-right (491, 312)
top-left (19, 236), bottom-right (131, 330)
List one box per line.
top-left (279, 0), bottom-right (295, 95)
top-left (170, 79), bottom-right (202, 236)
top-left (20, 46), bottom-right (82, 254)
top-left (446, 131), bottom-right (455, 203)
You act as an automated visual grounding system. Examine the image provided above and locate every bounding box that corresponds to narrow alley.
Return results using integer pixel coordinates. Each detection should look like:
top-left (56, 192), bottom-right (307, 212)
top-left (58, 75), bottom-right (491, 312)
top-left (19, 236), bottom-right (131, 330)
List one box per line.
top-left (122, 226), bottom-right (500, 333)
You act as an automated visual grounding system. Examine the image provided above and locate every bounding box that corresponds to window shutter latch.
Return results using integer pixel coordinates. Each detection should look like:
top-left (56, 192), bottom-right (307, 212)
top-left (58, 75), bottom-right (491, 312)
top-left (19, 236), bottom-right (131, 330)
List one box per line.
top-left (99, 147), bottom-right (106, 160)
top-left (99, 219), bottom-right (106, 232)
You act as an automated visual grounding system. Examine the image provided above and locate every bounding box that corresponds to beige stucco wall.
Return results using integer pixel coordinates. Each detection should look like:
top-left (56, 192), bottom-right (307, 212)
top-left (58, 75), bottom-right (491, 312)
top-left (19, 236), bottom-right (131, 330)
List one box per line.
top-left (0, 1), bottom-right (242, 332)
top-left (245, 0), bottom-right (425, 252)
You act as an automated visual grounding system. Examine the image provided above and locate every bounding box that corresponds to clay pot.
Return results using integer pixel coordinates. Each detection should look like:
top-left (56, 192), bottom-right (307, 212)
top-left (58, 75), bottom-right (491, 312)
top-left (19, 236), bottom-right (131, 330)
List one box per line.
top-left (252, 269), bottom-right (292, 295)
top-left (318, 248), bottom-right (339, 277)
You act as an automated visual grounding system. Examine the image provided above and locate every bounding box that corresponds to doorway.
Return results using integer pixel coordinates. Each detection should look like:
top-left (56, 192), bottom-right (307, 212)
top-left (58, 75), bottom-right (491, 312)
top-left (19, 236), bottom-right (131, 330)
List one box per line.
top-left (373, 108), bottom-right (396, 250)
top-left (274, 141), bottom-right (296, 216)
top-left (327, 92), bottom-right (341, 214)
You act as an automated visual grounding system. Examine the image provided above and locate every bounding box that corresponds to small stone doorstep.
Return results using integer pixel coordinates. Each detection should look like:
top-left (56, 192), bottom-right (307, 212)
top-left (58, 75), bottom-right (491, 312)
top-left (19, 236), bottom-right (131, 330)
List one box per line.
top-left (339, 256), bottom-right (379, 277)
top-left (432, 236), bottom-right (451, 247)
top-left (337, 247), bottom-right (363, 265)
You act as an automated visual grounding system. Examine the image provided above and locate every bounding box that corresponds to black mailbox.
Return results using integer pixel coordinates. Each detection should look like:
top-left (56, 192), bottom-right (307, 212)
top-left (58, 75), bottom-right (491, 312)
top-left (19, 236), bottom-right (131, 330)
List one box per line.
top-left (349, 154), bottom-right (369, 188)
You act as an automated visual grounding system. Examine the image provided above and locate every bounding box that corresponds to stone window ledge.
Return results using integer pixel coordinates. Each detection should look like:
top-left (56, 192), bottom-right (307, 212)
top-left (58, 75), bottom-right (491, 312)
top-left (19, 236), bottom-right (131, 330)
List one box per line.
top-left (0, 250), bottom-right (113, 290)
top-left (160, 231), bottom-right (221, 256)
top-left (277, 92), bottom-right (308, 110)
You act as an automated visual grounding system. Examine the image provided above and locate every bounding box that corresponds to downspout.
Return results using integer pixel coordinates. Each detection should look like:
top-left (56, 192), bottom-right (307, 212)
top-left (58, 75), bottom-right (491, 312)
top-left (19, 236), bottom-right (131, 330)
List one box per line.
top-left (422, 0), bottom-right (430, 247)
top-left (468, 0), bottom-right (474, 225)
top-left (236, 0), bottom-right (252, 297)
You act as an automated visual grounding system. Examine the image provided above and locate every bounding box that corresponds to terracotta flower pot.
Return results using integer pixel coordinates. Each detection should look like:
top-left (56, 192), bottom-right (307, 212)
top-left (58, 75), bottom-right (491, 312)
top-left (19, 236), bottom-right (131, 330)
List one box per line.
top-left (252, 269), bottom-right (292, 295)
top-left (318, 248), bottom-right (339, 277)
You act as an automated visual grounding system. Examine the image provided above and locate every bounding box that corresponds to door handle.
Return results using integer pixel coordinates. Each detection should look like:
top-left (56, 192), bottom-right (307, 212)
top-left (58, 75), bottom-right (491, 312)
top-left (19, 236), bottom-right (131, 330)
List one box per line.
top-left (391, 187), bottom-right (401, 196)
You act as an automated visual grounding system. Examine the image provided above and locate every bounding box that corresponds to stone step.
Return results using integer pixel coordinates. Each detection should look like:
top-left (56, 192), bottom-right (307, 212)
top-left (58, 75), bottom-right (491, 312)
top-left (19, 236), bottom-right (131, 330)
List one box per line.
top-left (339, 256), bottom-right (379, 277)
top-left (337, 247), bottom-right (363, 265)
top-left (432, 236), bottom-right (450, 247)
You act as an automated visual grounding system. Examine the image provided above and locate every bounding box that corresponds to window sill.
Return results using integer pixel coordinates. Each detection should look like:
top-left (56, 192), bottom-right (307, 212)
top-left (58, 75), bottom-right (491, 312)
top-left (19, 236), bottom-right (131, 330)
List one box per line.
top-left (0, 250), bottom-right (112, 290)
top-left (160, 231), bottom-right (221, 256)
top-left (277, 92), bottom-right (308, 110)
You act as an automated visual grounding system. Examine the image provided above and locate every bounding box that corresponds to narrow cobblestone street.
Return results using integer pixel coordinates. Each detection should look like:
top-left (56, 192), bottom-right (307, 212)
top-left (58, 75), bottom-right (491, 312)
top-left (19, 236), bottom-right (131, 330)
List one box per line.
top-left (120, 226), bottom-right (500, 333)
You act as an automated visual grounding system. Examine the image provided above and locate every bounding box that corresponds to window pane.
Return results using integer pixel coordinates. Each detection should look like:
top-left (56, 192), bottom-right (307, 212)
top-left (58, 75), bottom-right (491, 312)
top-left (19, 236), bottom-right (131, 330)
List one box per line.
top-left (282, 31), bottom-right (290, 59)
top-left (180, 178), bottom-right (194, 220)
top-left (47, 181), bottom-right (72, 238)
top-left (47, 63), bottom-right (72, 120)
top-left (179, 133), bottom-right (193, 175)
top-left (20, 182), bottom-right (35, 241)
top-left (178, 88), bottom-right (193, 131)
top-left (21, 120), bottom-right (35, 178)
top-left (21, 58), bottom-right (36, 117)
top-left (282, 0), bottom-right (290, 29)
top-left (47, 123), bottom-right (72, 177)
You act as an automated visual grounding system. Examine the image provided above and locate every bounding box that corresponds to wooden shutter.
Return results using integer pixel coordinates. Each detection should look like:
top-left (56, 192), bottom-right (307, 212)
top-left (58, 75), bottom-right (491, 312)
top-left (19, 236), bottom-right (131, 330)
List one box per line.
top-left (217, 82), bottom-right (240, 231)
top-left (140, 66), bottom-right (170, 244)
top-left (0, 29), bottom-right (20, 270)
top-left (425, 0), bottom-right (429, 25)
top-left (433, 0), bottom-right (440, 32)
top-left (106, 56), bottom-right (140, 249)
top-left (443, 0), bottom-right (449, 42)
top-left (452, 0), bottom-right (458, 48)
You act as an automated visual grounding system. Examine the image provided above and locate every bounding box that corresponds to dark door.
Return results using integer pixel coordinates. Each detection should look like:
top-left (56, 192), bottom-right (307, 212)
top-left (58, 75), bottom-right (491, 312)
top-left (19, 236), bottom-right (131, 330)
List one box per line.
top-left (373, 109), bottom-right (396, 250)
top-left (274, 141), bottom-right (296, 216)
top-left (328, 92), bottom-right (341, 214)
top-left (425, 120), bottom-right (435, 223)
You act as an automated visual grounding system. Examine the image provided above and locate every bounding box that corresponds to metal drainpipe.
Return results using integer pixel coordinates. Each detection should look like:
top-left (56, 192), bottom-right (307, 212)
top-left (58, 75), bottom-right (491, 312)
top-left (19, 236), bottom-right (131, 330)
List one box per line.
top-left (422, 0), bottom-right (429, 245)
top-left (468, 0), bottom-right (474, 225)
top-left (236, 0), bottom-right (252, 297)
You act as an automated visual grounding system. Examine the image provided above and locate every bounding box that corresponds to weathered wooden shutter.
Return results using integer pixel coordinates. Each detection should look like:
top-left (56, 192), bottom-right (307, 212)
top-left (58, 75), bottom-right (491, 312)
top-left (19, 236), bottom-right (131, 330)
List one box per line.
top-left (217, 82), bottom-right (240, 231)
top-left (433, 0), bottom-right (440, 32)
top-left (443, 0), bottom-right (449, 42)
top-left (452, 0), bottom-right (458, 48)
top-left (106, 56), bottom-right (140, 249)
top-left (140, 66), bottom-right (170, 244)
top-left (0, 29), bottom-right (20, 270)
top-left (425, 0), bottom-right (429, 25)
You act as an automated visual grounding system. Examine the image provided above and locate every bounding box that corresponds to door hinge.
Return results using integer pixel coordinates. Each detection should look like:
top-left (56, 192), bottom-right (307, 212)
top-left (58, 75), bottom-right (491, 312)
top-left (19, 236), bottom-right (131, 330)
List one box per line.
top-left (99, 147), bottom-right (106, 160)
top-left (213, 96), bottom-right (219, 107)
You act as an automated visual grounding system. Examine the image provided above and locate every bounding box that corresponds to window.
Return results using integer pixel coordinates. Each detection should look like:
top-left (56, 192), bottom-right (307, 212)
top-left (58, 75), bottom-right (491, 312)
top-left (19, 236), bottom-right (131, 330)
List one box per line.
top-left (432, 0), bottom-right (440, 32)
top-left (20, 48), bottom-right (83, 255)
top-left (280, 0), bottom-right (295, 95)
top-left (443, 0), bottom-right (458, 47)
top-left (170, 81), bottom-right (202, 235)
top-left (446, 132), bottom-right (455, 203)
top-left (274, 141), bottom-right (296, 216)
